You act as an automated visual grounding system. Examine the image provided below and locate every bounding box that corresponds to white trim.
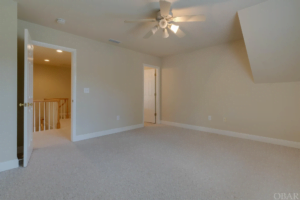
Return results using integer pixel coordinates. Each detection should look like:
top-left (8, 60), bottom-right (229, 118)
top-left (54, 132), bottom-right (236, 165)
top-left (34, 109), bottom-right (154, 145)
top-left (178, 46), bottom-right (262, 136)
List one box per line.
top-left (32, 41), bottom-right (75, 52)
top-left (73, 124), bottom-right (144, 142)
top-left (0, 159), bottom-right (19, 173)
top-left (32, 40), bottom-right (77, 142)
top-left (161, 121), bottom-right (300, 149)
top-left (143, 64), bottom-right (161, 124)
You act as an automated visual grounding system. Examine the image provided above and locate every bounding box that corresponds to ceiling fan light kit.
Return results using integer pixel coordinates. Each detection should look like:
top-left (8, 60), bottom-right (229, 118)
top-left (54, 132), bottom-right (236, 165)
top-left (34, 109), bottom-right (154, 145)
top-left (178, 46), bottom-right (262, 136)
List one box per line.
top-left (163, 29), bottom-right (169, 38)
top-left (152, 25), bottom-right (159, 34)
top-left (124, 0), bottom-right (206, 39)
top-left (159, 19), bottom-right (168, 29)
top-left (170, 24), bottom-right (179, 34)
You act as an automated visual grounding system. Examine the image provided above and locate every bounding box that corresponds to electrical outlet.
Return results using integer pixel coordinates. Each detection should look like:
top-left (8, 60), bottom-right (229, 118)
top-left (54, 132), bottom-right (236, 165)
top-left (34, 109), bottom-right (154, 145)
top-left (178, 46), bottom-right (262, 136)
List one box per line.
top-left (223, 117), bottom-right (227, 122)
top-left (208, 116), bottom-right (212, 121)
top-left (117, 115), bottom-right (120, 121)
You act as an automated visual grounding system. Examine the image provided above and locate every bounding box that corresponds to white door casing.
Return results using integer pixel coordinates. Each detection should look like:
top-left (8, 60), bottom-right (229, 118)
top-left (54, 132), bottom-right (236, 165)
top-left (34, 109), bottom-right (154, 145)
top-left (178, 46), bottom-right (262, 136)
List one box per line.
top-left (144, 68), bottom-right (156, 123)
top-left (23, 29), bottom-right (34, 167)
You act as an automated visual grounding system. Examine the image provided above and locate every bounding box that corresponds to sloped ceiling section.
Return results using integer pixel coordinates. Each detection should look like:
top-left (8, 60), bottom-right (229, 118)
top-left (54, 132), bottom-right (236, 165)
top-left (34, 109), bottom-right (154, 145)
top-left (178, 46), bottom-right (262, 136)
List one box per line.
top-left (238, 0), bottom-right (300, 83)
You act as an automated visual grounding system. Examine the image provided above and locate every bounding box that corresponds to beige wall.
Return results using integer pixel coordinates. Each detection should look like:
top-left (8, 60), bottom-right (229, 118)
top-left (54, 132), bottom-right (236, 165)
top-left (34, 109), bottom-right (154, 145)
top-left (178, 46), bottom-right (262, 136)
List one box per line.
top-left (162, 40), bottom-right (300, 142)
top-left (33, 64), bottom-right (71, 113)
top-left (0, 0), bottom-right (18, 163)
top-left (17, 20), bottom-right (161, 143)
top-left (238, 0), bottom-right (300, 83)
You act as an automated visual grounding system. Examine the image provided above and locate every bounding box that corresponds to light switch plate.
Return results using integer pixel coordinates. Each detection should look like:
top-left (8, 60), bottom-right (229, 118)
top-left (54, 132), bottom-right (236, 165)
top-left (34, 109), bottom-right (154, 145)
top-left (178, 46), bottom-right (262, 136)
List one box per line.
top-left (84, 88), bottom-right (89, 93)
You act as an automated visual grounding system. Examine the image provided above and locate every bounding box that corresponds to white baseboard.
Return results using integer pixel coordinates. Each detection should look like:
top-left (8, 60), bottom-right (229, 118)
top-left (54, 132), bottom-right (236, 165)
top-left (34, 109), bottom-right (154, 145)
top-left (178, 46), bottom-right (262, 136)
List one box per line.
top-left (74, 124), bottom-right (144, 142)
top-left (161, 121), bottom-right (300, 149)
top-left (0, 159), bottom-right (19, 173)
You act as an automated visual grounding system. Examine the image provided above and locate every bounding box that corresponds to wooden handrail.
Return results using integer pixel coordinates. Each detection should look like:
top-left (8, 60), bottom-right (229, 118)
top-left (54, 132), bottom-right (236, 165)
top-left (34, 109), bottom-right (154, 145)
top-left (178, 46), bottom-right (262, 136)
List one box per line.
top-left (58, 101), bottom-right (67, 109)
top-left (44, 98), bottom-right (66, 109)
top-left (44, 98), bottom-right (68, 100)
top-left (34, 100), bottom-right (59, 103)
top-left (44, 98), bottom-right (68, 99)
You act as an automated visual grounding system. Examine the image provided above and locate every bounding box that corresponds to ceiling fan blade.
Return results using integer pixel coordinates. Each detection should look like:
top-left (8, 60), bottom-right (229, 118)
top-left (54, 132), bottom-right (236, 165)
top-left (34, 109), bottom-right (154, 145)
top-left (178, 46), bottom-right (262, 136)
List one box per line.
top-left (124, 19), bottom-right (156, 23)
top-left (143, 25), bottom-right (159, 39)
top-left (168, 26), bottom-right (186, 38)
top-left (159, 0), bottom-right (171, 17)
top-left (172, 15), bottom-right (206, 22)
top-left (176, 28), bottom-right (186, 38)
top-left (143, 30), bottom-right (154, 39)
top-left (175, 28), bottom-right (186, 38)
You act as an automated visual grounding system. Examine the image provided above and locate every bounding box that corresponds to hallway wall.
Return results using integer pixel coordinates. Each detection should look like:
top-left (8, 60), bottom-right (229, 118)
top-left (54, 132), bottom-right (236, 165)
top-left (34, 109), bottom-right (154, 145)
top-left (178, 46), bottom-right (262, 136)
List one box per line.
top-left (33, 64), bottom-right (72, 114)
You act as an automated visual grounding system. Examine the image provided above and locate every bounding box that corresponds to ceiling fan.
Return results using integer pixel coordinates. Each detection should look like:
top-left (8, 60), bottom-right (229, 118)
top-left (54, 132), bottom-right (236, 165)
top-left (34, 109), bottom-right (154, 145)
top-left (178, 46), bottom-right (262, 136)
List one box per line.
top-left (124, 0), bottom-right (206, 39)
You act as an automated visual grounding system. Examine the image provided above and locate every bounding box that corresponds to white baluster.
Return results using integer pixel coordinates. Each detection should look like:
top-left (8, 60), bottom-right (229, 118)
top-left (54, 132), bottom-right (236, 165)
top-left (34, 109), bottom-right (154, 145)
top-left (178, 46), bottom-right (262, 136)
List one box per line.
top-left (44, 102), bottom-right (46, 131)
top-left (53, 102), bottom-right (54, 129)
top-left (48, 102), bottom-right (50, 130)
top-left (60, 100), bottom-right (62, 120)
top-left (63, 100), bottom-right (64, 119)
top-left (34, 102), bottom-right (36, 132)
top-left (62, 100), bottom-right (65, 119)
top-left (64, 99), bottom-right (66, 119)
top-left (39, 102), bottom-right (41, 132)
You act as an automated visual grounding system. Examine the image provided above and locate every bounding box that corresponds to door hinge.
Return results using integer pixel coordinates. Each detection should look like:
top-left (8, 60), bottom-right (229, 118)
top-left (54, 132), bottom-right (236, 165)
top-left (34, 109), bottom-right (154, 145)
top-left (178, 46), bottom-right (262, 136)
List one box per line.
top-left (154, 113), bottom-right (157, 116)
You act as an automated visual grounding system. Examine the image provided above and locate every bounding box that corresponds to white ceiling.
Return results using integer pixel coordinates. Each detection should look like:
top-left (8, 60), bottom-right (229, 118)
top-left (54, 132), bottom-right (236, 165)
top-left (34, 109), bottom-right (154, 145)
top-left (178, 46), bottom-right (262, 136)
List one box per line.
top-left (33, 45), bottom-right (71, 67)
top-left (16, 0), bottom-right (267, 57)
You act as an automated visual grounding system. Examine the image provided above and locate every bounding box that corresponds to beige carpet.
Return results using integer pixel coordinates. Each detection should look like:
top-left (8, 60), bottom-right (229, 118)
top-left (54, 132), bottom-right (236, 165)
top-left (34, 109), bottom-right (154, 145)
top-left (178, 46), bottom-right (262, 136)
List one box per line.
top-left (1, 123), bottom-right (300, 200)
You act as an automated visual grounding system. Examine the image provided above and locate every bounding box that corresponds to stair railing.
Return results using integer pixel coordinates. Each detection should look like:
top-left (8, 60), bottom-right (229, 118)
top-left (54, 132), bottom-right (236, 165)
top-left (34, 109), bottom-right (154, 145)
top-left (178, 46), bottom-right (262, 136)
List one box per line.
top-left (44, 98), bottom-right (69, 119)
top-left (33, 99), bottom-right (60, 132)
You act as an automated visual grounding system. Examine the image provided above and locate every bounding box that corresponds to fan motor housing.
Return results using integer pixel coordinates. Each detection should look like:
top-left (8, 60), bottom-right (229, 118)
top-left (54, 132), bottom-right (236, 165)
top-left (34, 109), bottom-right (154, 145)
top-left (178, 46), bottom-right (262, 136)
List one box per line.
top-left (156, 11), bottom-right (173, 21)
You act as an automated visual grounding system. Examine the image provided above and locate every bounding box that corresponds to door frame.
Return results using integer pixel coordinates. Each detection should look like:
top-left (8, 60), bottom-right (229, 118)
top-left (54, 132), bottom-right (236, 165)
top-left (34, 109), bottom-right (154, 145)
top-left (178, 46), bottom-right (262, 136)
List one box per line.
top-left (32, 41), bottom-right (77, 142)
top-left (143, 64), bottom-right (161, 124)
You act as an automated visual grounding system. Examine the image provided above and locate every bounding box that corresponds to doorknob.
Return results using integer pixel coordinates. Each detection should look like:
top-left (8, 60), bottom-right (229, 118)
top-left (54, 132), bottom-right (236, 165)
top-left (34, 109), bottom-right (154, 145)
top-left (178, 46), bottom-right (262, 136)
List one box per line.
top-left (19, 103), bottom-right (27, 107)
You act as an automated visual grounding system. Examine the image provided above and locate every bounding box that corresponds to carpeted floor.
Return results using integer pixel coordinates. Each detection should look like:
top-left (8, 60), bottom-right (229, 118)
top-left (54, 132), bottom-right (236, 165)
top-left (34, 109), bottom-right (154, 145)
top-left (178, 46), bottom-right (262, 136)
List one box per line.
top-left (0, 122), bottom-right (300, 200)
